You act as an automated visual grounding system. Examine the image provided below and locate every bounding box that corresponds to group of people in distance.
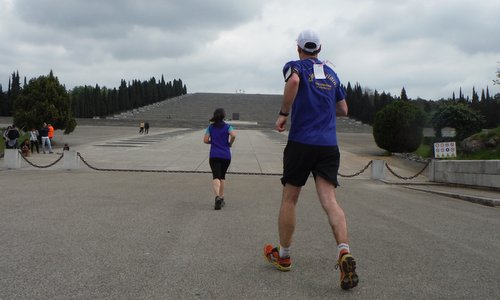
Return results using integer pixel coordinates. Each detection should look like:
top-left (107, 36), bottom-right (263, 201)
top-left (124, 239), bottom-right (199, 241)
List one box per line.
top-left (2, 122), bottom-right (56, 156)
top-left (203, 30), bottom-right (358, 291)
top-left (139, 121), bottom-right (150, 134)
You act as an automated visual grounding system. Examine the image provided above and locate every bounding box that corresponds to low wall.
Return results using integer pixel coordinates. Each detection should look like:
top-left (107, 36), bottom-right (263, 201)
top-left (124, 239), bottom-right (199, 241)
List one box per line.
top-left (429, 160), bottom-right (500, 189)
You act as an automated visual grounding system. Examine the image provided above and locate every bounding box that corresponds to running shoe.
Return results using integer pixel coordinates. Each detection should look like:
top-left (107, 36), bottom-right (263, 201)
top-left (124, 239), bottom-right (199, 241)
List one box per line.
top-left (263, 244), bottom-right (291, 272)
top-left (337, 253), bottom-right (359, 290)
top-left (220, 198), bottom-right (225, 207)
top-left (214, 196), bottom-right (222, 210)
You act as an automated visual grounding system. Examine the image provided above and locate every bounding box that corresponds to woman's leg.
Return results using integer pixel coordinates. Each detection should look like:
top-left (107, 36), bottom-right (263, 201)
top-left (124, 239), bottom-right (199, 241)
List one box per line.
top-left (212, 179), bottom-right (221, 197)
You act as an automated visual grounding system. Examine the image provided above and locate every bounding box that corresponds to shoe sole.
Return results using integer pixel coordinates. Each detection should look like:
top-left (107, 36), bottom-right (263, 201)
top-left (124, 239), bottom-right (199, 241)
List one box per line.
top-left (214, 199), bottom-right (222, 210)
top-left (263, 247), bottom-right (291, 272)
top-left (340, 255), bottom-right (359, 290)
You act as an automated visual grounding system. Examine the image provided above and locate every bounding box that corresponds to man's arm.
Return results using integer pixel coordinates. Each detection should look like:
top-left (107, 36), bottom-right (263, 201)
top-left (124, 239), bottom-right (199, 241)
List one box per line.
top-left (276, 73), bottom-right (300, 132)
top-left (336, 99), bottom-right (348, 117)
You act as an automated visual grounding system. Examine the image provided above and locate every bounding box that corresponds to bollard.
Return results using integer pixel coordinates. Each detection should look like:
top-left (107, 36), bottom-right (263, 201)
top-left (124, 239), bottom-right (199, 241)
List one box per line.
top-left (428, 159), bottom-right (436, 181)
top-left (370, 159), bottom-right (385, 180)
top-left (63, 150), bottom-right (80, 170)
top-left (4, 149), bottom-right (22, 169)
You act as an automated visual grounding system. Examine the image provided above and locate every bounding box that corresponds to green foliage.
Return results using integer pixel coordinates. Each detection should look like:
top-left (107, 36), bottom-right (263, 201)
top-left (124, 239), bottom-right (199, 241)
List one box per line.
top-left (0, 85), bottom-right (5, 116)
top-left (373, 100), bottom-right (425, 153)
top-left (1, 71), bottom-right (21, 116)
top-left (70, 77), bottom-right (187, 118)
top-left (458, 126), bottom-right (500, 159)
top-left (494, 63), bottom-right (499, 85)
top-left (13, 71), bottom-right (76, 134)
top-left (413, 144), bottom-right (432, 158)
top-left (400, 87), bottom-right (408, 101)
top-left (459, 147), bottom-right (500, 160)
top-left (431, 102), bottom-right (484, 141)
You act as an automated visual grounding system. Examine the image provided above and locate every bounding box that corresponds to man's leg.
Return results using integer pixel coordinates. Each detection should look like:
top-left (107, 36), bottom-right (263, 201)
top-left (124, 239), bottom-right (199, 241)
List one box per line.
top-left (278, 184), bottom-right (301, 248)
top-left (314, 175), bottom-right (348, 244)
top-left (264, 183), bottom-right (300, 271)
top-left (315, 175), bottom-right (358, 290)
top-left (41, 137), bottom-right (46, 153)
top-left (47, 138), bottom-right (53, 153)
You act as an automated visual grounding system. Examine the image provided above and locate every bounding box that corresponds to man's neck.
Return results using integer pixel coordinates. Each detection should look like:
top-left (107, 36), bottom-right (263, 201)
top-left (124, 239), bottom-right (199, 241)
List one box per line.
top-left (299, 53), bottom-right (318, 60)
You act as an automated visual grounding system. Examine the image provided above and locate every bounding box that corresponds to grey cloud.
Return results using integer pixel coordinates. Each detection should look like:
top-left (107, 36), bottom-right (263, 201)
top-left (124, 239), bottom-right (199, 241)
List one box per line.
top-left (11, 0), bottom-right (266, 61)
top-left (14, 0), bottom-right (264, 36)
top-left (350, 1), bottom-right (500, 55)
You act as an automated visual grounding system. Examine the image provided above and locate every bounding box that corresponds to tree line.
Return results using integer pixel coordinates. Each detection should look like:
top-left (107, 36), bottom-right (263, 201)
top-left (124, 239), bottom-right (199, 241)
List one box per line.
top-left (0, 71), bottom-right (187, 119)
top-left (70, 76), bottom-right (187, 118)
top-left (345, 83), bottom-right (500, 129)
top-left (1, 69), bottom-right (498, 131)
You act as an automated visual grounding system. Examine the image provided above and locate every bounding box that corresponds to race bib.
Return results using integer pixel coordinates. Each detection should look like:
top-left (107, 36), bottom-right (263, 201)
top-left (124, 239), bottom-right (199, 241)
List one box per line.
top-left (313, 64), bottom-right (326, 79)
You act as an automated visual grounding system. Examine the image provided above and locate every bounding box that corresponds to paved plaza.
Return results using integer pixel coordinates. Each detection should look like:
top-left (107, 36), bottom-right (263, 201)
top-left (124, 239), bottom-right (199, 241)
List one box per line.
top-left (1, 124), bottom-right (499, 299)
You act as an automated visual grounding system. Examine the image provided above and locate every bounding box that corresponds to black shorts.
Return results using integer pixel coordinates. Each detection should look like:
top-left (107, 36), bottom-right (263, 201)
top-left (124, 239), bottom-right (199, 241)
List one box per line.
top-left (209, 158), bottom-right (231, 180)
top-left (281, 140), bottom-right (340, 187)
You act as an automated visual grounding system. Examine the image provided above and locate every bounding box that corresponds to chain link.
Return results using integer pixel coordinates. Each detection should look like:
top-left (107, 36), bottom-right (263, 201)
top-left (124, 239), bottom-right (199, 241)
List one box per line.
top-left (77, 152), bottom-right (282, 176)
top-left (18, 150), bottom-right (64, 168)
top-left (338, 160), bottom-right (373, 178)
top-left (14, 151), bottom-right (430, 181)
top-left (384, 160), bottom-right (430, 180)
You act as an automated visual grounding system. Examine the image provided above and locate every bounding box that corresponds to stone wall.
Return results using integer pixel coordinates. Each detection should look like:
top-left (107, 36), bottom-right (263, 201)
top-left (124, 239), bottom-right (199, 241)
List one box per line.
top-left (429, 160), bottom-right (500, 189)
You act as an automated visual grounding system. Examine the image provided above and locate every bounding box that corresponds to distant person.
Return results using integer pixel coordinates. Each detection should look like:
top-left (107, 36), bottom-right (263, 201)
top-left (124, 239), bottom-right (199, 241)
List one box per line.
top-left (5, 124), bottom-right (20, 149)
top-left (21, 139), bottom-right (30, 157)
top-left (2, 125), bottom-right (12, 148)
top-left (63, 143), bottom-right (70, 151)
top-left (203, 108), bottom-right (236, 210)
top-left (29, 128), bottom-right (39, 154)
top-left (263, 30), bottom-right (358, 290)
top-left (47, 123), bottom-right (55, 144)
top-left (139, 121), bottom-right (145, 134)
top-left (39, 123), bottom-right (53, 154)
top-left (144, 122), bottom-right (150, 134)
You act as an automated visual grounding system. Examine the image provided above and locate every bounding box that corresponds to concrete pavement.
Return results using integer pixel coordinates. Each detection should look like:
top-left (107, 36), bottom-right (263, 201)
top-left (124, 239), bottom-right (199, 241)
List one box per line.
top-left (5, 125), bottom-right (498, 205)
top-left (1, 125), bottom-right (500, 299)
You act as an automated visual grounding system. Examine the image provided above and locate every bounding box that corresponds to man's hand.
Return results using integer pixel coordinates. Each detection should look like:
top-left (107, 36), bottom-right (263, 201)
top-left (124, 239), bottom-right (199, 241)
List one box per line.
top-left (276, 72), bottom-right (298, 132)
top-left (275, 115), bottom-right (288, 132)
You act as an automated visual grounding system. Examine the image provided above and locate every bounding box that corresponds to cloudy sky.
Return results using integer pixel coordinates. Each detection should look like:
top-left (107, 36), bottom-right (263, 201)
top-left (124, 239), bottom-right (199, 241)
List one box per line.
top-left (1, 0), bottom-right (499, 100)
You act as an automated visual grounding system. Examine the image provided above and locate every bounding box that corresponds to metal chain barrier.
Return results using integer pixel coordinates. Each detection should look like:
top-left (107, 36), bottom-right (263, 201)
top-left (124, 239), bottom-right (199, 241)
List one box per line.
top-left (18, 150), bottom-right (64, 168)
top-left (15, 151), bottom-right (429, 181)
top-left (77, 152), bottom-right (282, 176)
top-left (384, 160), bottom-right (430, 180)
top-left (338, 160), bottom-right (373, 178)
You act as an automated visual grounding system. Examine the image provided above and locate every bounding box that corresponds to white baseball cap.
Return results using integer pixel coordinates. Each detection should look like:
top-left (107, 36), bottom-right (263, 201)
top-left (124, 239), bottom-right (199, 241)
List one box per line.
top-left (297, 30), bottom-right (321, 53)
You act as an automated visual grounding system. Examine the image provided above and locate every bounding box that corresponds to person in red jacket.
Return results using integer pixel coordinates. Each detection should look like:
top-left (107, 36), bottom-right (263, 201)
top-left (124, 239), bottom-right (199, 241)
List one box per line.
top-left (47, 124), bottom-right (55, 144)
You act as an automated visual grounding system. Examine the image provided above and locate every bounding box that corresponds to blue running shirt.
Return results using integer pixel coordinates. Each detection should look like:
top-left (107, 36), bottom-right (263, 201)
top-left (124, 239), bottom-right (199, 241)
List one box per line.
top-left (206, 122), bottom-right (234, 160)
top-left (283, 58), bottom-right (346, 146)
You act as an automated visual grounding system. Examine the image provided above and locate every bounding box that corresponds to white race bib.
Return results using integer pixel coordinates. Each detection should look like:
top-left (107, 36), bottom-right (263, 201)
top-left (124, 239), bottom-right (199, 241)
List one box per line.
top-left (313, 64), bottom-right (326, 79)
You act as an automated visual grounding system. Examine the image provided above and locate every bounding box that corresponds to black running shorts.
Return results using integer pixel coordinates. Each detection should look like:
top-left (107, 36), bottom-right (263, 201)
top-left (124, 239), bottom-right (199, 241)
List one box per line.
top-left (281, 140), bottom-right (340, 187)
top-left (209, 158), bottom-right (231, 180)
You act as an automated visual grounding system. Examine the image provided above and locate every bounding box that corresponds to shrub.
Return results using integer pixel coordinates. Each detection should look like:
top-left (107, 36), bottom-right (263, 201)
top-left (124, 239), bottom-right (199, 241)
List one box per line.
top-left (431, 103), bottom-right (484, 141)
top-left (373, 100), bottom-right (425, 153)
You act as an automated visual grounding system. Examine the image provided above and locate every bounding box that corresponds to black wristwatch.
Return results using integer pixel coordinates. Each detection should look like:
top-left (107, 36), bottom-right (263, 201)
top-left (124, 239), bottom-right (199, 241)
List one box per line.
top-left (279, 110), bottom-right (289, 117)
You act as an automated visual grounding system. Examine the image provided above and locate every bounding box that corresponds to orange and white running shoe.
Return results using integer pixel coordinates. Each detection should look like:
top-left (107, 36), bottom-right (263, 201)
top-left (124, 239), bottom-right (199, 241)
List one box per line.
top-left (337, 253), bottom-right (359, 290)
top-left (263, 244), bottom-right (292, 272)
